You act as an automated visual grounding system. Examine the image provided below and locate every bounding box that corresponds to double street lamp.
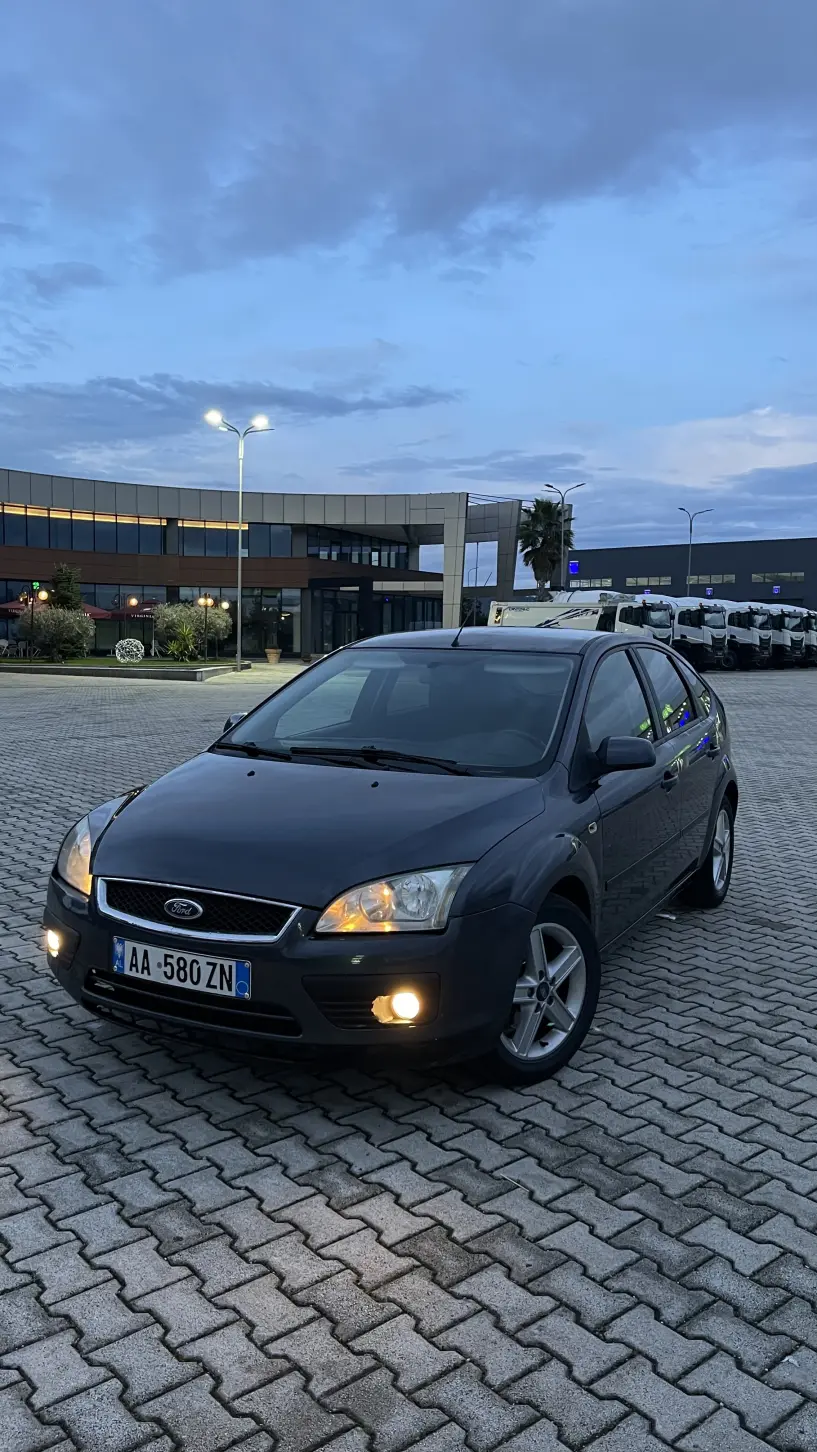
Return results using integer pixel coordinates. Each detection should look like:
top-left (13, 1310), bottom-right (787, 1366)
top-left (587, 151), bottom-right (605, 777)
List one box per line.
top-left (679, 507), bottom-right (714, 592)
top-left (197, 595), bottom-right (215, 660)
top-left (542, 482), bottom-right (585, 590)
top-left (204, 411), bottom-right (273, 669)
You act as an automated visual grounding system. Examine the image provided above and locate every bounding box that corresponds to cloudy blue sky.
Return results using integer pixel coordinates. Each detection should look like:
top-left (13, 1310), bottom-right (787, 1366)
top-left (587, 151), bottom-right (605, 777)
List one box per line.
top-left (1, 0), bottom-right (815, 582)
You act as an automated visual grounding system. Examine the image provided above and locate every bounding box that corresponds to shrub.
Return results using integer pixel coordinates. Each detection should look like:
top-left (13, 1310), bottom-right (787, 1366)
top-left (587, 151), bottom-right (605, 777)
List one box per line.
top-left (153, 603), bottom-right (232, 656)
top-left (19, 607), bottom-right (95, 662)
top-left (167, 624), bottom-right (197, 661)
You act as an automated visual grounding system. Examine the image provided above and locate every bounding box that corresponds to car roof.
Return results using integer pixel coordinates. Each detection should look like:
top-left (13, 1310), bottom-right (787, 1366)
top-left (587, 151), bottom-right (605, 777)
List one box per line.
top-left (350, 627), bottom-right (625, 656)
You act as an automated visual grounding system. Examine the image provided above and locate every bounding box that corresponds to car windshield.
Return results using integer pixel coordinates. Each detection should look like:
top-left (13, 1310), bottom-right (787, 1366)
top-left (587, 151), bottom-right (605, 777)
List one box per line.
top-left (785, 616), bottom-right (804, 632)
top-left (644, 606), bottom-right (672, 627)
top-left (704, 610), bottom-right (726, 629)
top-left (751, 611), bottom-right (770, 629)
top-left (223, 646), bottom-right (578, 773)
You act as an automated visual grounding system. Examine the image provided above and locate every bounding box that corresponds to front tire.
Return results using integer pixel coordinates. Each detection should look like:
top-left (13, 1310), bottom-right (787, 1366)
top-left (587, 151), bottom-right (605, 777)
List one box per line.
top-left (490, 897), bottom-right (601, 1083)
top-left (682, 796), bottom-right (735, 909)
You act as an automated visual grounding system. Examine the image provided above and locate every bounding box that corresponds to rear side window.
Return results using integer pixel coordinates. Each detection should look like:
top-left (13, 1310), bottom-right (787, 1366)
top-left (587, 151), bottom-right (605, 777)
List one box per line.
top-left (636, 649), bottom-right (695, 734)
top-left (582, 651), bottom-right (655, 753)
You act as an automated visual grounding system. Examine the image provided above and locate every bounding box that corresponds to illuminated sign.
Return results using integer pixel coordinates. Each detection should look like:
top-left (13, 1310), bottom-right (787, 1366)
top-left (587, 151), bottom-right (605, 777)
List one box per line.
top-left (773, 585), bottom-right (781, 596)
top-left (568, 560), bottom-right (580, 576)
top-left (706, 587), bottom-right (713, 597)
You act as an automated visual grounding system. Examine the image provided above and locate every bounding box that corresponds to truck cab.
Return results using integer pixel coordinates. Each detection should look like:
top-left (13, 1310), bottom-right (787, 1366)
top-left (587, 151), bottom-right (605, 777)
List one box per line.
top-left (785, 606), bottom-right (817, 664)
top-left (709, 599), bottom-right (772, 669)
top-left (670, 596), bottom-right (728, 668)
top-left (752, 602), bottom-right (807, 667)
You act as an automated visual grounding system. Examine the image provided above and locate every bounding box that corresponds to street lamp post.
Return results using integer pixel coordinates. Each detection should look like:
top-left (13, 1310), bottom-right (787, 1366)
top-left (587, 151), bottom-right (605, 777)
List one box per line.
top-left (197, 595), bottom-right (215, 661)
top-left (204, 411), bottom-right (273, 670)
top-left (678, 507), bottom-right (714, 591)
top-left (20, 584), bottom-right (49, 658)
top-left (543, 483), bottom-right (585, 590)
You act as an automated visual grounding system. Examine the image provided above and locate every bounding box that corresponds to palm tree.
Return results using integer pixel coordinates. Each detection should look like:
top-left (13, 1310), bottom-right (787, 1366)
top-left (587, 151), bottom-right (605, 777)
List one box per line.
top-left (518, 497), bottom-right (574, 598)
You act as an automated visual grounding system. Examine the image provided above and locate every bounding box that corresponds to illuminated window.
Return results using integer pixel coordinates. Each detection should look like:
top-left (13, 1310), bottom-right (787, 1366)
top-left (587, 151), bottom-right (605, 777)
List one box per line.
top-left (568, 577), bottom-right (613, 588)
top-left (688, 574), bottom-right (735, 585)
top-left (625, 576), bottom-right (672, 588)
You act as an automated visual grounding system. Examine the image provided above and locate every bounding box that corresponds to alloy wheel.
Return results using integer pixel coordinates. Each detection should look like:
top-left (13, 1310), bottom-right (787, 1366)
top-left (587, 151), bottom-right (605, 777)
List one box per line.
top-left (712, 807), bottom-right (732, 892)
top-left (500, 921), bottom-right (588, 1062)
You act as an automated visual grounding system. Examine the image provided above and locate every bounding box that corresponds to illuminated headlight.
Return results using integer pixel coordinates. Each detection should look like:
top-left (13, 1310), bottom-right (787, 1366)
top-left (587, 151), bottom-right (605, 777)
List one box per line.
top-left (46, 929), bottom-right (62, 957)
top-left (56, 817), bottom-right (93, 898)
top-left (316, 865), bottom-right (471, 934)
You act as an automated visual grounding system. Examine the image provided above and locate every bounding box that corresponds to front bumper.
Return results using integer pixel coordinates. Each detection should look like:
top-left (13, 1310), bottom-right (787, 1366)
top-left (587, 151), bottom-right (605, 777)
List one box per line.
top-left (44, 876), bottom-right (534, 1064)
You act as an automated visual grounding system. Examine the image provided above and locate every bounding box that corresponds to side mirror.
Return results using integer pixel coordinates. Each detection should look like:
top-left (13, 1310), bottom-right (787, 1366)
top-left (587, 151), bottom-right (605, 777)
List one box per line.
top-left (595, 735), bottom-right (656, 773)
top-left (223, 712), bottom-right (247, 734)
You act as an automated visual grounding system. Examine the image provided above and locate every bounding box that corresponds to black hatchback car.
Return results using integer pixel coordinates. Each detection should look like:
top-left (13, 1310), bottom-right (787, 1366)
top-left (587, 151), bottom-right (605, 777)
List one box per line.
top-left (44, 629), bottom-right (737, 1082)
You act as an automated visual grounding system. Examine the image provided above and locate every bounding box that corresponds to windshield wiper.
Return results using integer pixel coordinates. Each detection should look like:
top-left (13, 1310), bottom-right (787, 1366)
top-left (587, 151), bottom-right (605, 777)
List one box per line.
top-left (288, 745), bottom-right (473, 775)
top-left (214, 740), bottom-right (293, 761)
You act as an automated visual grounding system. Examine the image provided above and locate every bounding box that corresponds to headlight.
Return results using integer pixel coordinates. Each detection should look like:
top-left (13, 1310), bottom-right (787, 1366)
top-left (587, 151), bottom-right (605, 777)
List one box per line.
top-left (316, 865), bottom-right (471, 934)
top-left (56, 817), bottom-right (93, 897)
top-left (54, 793), bottom-right (133, 899)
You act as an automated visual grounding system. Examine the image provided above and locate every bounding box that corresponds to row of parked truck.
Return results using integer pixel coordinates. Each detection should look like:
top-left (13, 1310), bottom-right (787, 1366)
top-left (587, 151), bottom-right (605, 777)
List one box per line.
top-left (489, 591), bottom-right (817, 671)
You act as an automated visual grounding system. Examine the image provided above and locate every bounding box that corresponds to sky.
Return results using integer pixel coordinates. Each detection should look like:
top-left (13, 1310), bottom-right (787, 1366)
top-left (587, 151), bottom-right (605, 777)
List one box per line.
top-left (1, 0), bottom-right (815, 586)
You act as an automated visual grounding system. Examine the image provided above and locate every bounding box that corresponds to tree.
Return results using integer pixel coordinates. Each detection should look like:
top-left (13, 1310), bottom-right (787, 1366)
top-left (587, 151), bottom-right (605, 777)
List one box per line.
top-left (49, 563), bottom-right (82, 611)
top-left (153, 603), bottom-right (232, 658)
top-left (518, 498), bottom-right (574, 599)
top-left (18, 607), bottom-right (95, 661)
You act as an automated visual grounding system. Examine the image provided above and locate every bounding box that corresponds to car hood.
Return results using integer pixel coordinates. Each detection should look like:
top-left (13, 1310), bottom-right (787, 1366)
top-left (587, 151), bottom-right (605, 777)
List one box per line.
top-left (92, 751), bottom-right (545, 909)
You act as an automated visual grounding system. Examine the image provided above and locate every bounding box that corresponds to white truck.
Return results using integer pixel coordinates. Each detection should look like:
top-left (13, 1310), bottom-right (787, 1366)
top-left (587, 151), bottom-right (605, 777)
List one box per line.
top-left (749, 601), bottom-right (807, 667)
top-left (783, 605), bottom-right (817, 665)
top-left (667, 597), bottom-right (728, 669)
top-left (489, 591), bottom-right (673, 645)
top-left (707, 599), bottom-right (772, 670)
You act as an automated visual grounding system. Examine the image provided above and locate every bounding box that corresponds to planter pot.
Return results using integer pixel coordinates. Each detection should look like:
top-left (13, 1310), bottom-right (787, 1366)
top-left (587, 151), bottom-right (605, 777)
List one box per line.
top-left (264, 647), bottom-right (282, 664)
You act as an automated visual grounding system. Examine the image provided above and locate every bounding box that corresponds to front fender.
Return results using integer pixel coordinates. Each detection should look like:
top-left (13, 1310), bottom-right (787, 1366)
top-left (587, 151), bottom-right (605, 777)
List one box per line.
top-left (456, 813), bottom-right (602, 935)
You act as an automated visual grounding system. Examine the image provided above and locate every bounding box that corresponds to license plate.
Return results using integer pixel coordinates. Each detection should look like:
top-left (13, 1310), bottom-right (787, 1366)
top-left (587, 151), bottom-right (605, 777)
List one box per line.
top-left (112, 937), bottom-right (251, 999)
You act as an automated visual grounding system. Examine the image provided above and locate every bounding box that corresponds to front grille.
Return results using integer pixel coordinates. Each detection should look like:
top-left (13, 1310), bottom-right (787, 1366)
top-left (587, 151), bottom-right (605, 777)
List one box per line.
top-left (99, 879), bottom-right (296, 940)
top-left (304, 974), bottom-right (440, 1030)
top-left (84, 968), bottom-right (301, 1037)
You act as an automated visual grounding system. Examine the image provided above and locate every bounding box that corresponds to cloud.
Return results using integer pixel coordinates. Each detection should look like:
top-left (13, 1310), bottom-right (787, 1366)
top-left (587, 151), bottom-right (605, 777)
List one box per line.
top-left (0, 370), bottom-right (458, 458)
top-left (341, 448), bottom-right (587, 486)
top-left (3, 0), bottom-right (815, 274)
top-left (15, 261), bottom-right (108, 302)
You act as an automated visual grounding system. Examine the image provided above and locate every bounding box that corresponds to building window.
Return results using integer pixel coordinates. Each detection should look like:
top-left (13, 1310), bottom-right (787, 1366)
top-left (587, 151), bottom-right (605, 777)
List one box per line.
top-left (751, 571), bottom-right (805, 583)
top-left (689, 574), bottom-right (736, 585)
top-left (72, 514), bottom-right (95, 551)
top-left (568, 577), bottom-right (613, 589)
top-left (116, 518), bottom-right (139, 553)
top-left (94, 517), bottom-right (117, 552)
top-left (625, 576), bottom-right (672, 588)
top-left (306, 526), bottom-right (408, 570)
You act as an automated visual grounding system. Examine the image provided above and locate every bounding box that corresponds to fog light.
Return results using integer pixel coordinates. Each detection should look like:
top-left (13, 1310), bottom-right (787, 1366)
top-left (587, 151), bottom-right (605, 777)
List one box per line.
top-left (46, 929), bottom-right (62, 957)
top-left (371, 989), bottom-right (422, 1025)
top-left (391, 991), bottom-right (421, 1021)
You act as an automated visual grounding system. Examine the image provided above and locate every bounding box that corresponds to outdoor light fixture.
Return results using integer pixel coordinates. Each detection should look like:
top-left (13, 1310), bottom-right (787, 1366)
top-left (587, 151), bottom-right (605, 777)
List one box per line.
top-left (36, 589), bottom-right (49, 602)
top-left (127, 596), bottom-right (139, 608)
top-left (371, 989), bottom-right (423, 1024)
top-left (203, 410), bottom-right (274, 669)
top-left (219, 599), bottom-right (231, 611)
top-left (197, 595), bottom-right (215, 661)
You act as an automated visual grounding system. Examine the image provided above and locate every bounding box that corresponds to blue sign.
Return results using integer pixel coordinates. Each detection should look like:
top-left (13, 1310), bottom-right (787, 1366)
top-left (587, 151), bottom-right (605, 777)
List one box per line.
top-left (706, 587), bottom-right (713, 597)
top-left (773, 585), bottom-right (781, 596)
top-left (568, 560), bottom-right (579, 576)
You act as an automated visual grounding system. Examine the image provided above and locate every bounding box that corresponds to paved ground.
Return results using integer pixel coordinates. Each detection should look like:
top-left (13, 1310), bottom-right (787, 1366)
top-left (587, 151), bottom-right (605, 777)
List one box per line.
top-left (1, 667), bottom-right (817, 1452)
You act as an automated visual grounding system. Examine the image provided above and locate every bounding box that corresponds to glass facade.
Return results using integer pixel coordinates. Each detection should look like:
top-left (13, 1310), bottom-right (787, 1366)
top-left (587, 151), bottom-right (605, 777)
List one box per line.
top-left (0, 505), bottom-right (292, 558)
top-left (568, 577), bottom-right (613, 589)
top-left (306, 527), bottom-right (409, 569)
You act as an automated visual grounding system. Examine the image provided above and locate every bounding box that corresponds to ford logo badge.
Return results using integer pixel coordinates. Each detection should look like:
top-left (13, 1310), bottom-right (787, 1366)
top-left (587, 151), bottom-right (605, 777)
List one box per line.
top-left (164, 897), bottom-right (204, 921)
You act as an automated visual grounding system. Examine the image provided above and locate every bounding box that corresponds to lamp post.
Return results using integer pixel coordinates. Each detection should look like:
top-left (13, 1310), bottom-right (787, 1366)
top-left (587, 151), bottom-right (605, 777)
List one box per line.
top-left (20, 584), bottom-right (49, 658)
top-left (204, 411), bottom-right (273, 669)
top-left (197, 595), bottom-right (215, 661)
top-left (543, 483), bottom-right (585, 590)
top-left (679, 507), bottom-right (713, 592)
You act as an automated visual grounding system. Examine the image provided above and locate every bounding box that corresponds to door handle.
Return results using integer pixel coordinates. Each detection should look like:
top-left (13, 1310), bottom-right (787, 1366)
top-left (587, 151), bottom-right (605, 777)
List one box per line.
top-left (661, 767), bottom-right (679, 791)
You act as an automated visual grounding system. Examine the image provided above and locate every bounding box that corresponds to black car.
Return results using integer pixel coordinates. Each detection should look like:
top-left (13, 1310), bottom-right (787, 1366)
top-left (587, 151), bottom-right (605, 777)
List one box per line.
top-left (44, 629), bottom-right (737, 1082)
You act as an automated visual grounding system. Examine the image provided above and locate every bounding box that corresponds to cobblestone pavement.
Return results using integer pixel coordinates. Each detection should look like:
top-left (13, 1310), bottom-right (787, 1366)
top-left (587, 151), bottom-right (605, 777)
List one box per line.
top-left (2, 669), bottom-right (816, 1452)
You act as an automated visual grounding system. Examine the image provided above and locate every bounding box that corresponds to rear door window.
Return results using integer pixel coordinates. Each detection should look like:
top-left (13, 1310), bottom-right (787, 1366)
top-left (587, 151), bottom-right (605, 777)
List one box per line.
top-left (635, 648), bottom-right (695, 734)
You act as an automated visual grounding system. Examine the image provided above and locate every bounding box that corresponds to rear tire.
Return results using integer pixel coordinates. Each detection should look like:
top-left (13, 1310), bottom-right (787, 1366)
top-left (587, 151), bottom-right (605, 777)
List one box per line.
top-left (490, 897), bottom-right (601, 1084)
top-left (682, 796), bottom-right (735, 909)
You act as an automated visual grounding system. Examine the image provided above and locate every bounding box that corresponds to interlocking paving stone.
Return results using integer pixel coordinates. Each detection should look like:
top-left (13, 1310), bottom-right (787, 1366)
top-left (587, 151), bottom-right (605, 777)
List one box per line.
top-left (2, 671), bottom-right (817, 1450)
